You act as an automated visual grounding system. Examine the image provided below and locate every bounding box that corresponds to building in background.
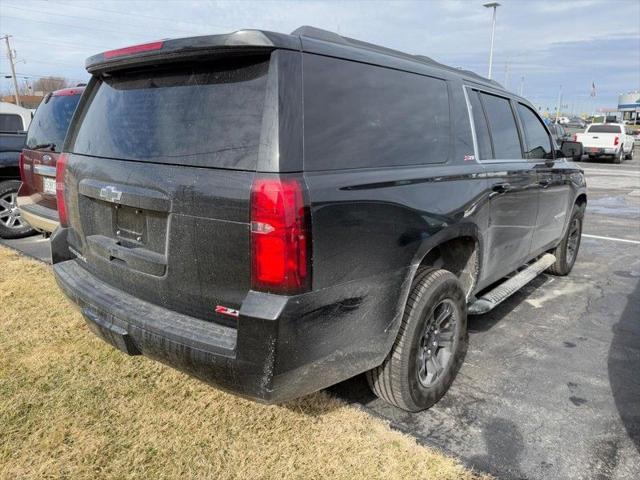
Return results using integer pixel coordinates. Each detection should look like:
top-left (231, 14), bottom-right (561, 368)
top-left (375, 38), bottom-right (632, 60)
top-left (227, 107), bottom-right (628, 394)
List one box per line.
top-left (618, 91), bottom-right (640, 125)
top-left (0, 94), bottom-right (45, 109)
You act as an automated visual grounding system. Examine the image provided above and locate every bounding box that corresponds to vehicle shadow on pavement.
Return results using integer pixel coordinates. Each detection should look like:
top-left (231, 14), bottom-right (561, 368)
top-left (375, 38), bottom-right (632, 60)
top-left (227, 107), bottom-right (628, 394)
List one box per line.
top-left (608, 279), bottom-right (640, 454)
top-left (468, 417), bottom-right (526, 479)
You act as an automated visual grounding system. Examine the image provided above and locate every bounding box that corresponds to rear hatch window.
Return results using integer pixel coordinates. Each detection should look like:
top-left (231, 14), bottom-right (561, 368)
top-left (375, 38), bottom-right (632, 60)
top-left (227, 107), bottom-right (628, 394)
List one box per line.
top-left (588, 125), bottom-right (621, 134)
top-left (69, 57), bottom-right (269, 170)
top-left (27, 94), bottom-right (82, 151)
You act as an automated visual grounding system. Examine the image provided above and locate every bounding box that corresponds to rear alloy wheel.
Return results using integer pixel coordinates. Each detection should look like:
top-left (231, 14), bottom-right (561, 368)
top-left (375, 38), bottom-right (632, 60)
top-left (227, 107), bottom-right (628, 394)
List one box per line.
top-left (614, 149), bottom-right (622, 164)
top-left (0, 180), bottom-right (35, 239)
top-left (547, 203), bottom-right (583, 276)
top-left (366, 268), bottom-right (467, 412)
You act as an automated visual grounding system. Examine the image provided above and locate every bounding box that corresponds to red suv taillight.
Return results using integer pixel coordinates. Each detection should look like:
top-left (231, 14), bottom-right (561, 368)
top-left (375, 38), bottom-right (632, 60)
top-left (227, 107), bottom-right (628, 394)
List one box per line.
top-left (614, 136), bottom-right (620, 146)
top-left (55, 153), bottom-right (68, 227)
top-left (250, 176), bottom-right (310, 295)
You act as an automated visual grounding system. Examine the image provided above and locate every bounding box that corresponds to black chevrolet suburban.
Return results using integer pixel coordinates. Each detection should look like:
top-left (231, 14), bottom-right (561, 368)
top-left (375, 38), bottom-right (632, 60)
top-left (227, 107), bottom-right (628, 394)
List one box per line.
top-left (52, 27), bottom-right (586, 412)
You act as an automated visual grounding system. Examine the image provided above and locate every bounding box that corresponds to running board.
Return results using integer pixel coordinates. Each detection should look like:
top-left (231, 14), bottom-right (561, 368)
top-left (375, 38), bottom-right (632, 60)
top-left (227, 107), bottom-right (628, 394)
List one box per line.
top-left (468, 253), bottom-right (556, 315)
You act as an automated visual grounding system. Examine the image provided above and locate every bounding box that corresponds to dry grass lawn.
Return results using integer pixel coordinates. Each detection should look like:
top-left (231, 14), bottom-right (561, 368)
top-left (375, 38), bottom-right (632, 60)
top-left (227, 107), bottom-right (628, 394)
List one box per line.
top-left (0, 246), bottom-right (486, 479)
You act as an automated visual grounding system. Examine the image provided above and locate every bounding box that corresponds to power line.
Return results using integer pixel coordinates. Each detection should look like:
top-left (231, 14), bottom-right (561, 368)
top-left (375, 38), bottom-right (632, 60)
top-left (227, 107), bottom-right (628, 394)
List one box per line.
top-left (1, 14), bottom-right (159, 40)
top-left (12, 35), bottom-right (111, 51)
top-left (2, 4), bottom-right (211, 39)
top-left (24, 59), bottom-right (86, 68)
top-left (1, 71), bottom-right (86, 81)
top-left (49, 0), bottom-right (234, 32)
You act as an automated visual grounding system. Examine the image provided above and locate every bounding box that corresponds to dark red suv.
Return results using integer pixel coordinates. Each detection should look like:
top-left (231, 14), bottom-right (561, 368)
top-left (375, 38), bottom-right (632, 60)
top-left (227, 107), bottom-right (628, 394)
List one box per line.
top-left (18, 87), bottom-right (84, 233)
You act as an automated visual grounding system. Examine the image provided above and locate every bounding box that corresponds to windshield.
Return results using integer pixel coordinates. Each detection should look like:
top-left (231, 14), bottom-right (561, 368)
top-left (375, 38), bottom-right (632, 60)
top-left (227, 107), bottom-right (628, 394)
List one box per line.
top-left (26, 94), bottom-right (82, 151)
top-left (588, 124), bottom-right (621, 134)
top-left (69, 57), bottom-right (269, 170)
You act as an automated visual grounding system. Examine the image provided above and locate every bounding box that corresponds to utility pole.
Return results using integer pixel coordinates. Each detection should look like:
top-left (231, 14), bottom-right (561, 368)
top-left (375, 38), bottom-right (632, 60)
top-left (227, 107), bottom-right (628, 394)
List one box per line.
top-left (503, 60), bottom-right (511, 89)
top-left (555, 85), bottom-right (563, 124)
top-left (519, 76), bottom-right (524, 97)
top-left (2, 35), bottom-right (21, 107)
top-left (484, 2), bottom-right (500, 79)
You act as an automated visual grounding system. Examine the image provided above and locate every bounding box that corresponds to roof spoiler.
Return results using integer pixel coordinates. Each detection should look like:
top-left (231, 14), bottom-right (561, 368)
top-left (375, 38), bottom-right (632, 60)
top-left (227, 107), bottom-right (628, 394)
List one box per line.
top-left (85, 29), bottom-right (300, 74)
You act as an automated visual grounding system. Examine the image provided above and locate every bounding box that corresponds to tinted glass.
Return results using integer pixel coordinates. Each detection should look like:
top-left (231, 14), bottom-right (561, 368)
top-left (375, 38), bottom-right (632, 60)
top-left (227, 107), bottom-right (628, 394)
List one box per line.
top-left (517, 104), bottom-right (553, 159)
top-left (303, 54), bottom-right (450, 170)
top-left (479, 93), bottom-right (522, 159)
top-left (588, 124), bottom-right (622, 133)
top-left (71, 57), bottom-right (269, 169)
top-left (26, 94), bottom-right (81, 151)
top-left (468, 90), bottom-right (492, 159)
top-left (0, 113), bottom-right (23, 133)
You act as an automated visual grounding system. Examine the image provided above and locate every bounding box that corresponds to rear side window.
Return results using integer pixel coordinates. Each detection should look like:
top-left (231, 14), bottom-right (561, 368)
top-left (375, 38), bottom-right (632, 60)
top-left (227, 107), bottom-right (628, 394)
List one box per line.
top-left (588, 124), bottom-right (622, 134)
top-left (303, 54), bottom-right (450, 170)
top-left (468, 90), bottom-right (492, 160)
top-left (71, 57), bottom-right (269, 169)
top-left (0, 113), bottom-right (23, 133)
top-left (26, 94), bottom-right (81, 151)
top-left (516, 103), bottom-right (553, 159)
top-left (479, 92), bottom-right (522, 160)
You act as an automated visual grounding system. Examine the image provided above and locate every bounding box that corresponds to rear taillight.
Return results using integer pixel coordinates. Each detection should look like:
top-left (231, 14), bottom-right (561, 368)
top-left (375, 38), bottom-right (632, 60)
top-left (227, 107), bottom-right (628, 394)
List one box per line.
top-left (18, 151), bottom-right (25, 181)
top-left (614, 136), bottom-right (620, 146)
top-left (250, 176), bottom-right (310, 295)
top-left (55, 153), bottom-right (68, 227)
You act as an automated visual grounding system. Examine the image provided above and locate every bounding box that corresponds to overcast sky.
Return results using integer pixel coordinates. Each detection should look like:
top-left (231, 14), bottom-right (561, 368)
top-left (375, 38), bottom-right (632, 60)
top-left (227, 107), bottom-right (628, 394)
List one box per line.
top-left (1, 0), bottom-right (638, 113)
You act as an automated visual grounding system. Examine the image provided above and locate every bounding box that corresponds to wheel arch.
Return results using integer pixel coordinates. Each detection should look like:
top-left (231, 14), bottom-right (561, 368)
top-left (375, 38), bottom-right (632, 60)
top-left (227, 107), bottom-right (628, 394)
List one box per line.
top-left (412, 226), bottom-right (481, 299)
top-left (383, 224), bottom-right (482, 359)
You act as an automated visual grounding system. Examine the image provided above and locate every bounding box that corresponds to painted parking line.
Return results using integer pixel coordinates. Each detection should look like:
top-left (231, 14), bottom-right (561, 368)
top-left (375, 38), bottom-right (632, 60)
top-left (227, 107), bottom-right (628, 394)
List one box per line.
top-left (582, 233), bottom-right (640, 245)
top-left (581, 168), bottom-right (640, 176)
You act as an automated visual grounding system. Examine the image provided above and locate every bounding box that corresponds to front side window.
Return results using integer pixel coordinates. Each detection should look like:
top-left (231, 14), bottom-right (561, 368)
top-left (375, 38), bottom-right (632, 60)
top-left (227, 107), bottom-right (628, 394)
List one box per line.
top-left (479, 92), bottom-right (523, 160)
top-left (0, 113), bottom-right (23, 133)
top-left (517, 104), bottom-right (553, 159)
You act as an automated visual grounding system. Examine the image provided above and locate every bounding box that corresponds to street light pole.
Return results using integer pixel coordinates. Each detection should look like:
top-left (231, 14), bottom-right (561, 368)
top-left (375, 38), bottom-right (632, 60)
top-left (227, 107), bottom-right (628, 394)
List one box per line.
top-left (484, 2), bottom-right (500, 79)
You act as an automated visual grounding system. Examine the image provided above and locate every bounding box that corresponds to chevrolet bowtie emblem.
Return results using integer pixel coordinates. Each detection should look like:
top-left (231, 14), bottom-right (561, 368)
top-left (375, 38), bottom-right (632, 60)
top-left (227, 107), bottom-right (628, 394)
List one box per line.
top-left (99, 185), bottom-right (123, 203)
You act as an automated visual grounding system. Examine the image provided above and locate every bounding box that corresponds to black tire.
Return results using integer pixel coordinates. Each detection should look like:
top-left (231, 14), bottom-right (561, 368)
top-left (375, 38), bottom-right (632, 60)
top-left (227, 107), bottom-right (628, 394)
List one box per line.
top-left (366, 268), bottom-right (468, 412)
top-left (547, 203), bottom-right (584, 276)
top-left (613, 149), bottom-right (622, 164)
top-left (625, 148), bottom-right (633, 160)
top-left (0, 180), bottom-right (36, 239)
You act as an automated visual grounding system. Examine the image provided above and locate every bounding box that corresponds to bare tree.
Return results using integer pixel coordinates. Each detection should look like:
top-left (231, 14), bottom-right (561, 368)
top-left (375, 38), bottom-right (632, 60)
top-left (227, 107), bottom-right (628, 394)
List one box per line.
top-left (31, 76), bottom-right (72, 94)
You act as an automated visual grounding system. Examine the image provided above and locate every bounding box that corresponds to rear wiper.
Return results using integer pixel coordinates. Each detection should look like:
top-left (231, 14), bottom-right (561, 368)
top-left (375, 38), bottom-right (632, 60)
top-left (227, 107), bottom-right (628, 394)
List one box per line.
top-left (30, 143), bottom-right (56, 151)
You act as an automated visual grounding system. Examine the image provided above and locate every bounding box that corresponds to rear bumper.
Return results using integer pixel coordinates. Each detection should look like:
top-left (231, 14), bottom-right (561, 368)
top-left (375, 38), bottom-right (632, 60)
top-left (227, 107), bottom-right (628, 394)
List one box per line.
top-left (585, 147), bottom-right (618, 157)
top-left (53, 251), bottom-right (405, 403)
top-left (17, 197), bottom-right (59, 233)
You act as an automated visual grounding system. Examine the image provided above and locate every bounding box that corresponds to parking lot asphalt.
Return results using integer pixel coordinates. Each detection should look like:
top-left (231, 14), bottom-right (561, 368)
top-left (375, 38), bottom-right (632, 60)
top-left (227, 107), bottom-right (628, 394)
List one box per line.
top-left (2, 144), bottom-right (639, 480)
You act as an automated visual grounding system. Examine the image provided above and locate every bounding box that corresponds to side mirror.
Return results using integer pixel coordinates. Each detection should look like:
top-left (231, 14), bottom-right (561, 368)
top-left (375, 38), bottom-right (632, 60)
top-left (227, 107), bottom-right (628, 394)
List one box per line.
top-left (559, 140), bottom-right (583, 161)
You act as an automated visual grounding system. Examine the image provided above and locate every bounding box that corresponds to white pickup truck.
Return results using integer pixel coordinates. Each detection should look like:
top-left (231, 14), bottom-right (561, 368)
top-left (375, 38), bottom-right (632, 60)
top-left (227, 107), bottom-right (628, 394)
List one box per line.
top-left (575, 123), bottom-right (635, 163)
